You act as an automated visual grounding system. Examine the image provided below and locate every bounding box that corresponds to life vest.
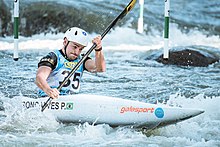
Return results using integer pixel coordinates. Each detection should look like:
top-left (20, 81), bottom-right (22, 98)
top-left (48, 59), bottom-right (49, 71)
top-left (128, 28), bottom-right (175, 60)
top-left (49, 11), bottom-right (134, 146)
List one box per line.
top-left (38, 50), bottom-right (85, 96)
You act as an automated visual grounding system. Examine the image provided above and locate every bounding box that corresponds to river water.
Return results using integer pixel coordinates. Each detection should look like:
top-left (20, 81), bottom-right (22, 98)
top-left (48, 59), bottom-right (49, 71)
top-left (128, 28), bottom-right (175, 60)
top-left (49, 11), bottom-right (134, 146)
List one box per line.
top-left (0, 0), bottom-right (220, 146)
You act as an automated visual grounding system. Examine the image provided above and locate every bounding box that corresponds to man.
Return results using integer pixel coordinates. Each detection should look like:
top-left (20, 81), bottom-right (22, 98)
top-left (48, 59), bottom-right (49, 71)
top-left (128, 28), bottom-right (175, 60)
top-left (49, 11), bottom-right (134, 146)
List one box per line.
top-left (35, 27), bottom-right (106, 99)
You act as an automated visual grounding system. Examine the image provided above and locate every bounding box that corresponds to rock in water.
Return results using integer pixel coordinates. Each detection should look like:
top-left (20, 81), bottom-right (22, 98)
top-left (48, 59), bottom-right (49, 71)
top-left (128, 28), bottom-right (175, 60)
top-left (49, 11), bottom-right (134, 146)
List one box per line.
top-left (156, 49), bottom-right (219, 67)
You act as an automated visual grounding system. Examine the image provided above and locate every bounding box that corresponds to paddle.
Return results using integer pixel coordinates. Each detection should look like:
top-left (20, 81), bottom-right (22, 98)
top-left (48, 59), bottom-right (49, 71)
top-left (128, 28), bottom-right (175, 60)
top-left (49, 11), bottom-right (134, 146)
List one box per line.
top-left (41, 0), bottom-right (137, 112)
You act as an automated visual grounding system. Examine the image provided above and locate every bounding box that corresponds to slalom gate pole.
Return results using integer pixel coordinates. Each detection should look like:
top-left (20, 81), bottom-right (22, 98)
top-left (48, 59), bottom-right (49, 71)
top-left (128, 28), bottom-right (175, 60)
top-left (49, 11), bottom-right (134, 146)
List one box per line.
top-left (137, 0), bottom-right (144, 33)
top-left (14, 0), bottom-right (19, 61)
top-left (163, 0), bottom-right (170, 59)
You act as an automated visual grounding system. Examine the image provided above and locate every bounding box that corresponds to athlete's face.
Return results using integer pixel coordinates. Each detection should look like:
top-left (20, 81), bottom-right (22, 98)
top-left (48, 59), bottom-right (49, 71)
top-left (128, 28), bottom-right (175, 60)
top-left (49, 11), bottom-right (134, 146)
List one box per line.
top-left (64, 39), bottom-right (85, 60)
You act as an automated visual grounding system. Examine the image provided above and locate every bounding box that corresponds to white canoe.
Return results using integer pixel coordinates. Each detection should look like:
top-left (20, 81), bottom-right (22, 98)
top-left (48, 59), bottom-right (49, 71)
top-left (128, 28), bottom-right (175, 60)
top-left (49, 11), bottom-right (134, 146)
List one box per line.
top-left (21, 94), bottom-right (204, 128)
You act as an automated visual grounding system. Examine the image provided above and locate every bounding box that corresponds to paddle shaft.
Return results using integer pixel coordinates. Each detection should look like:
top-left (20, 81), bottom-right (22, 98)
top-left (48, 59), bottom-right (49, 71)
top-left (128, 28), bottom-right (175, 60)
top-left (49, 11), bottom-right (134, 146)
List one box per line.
top-left (41, 0), bottom-right (137, 112)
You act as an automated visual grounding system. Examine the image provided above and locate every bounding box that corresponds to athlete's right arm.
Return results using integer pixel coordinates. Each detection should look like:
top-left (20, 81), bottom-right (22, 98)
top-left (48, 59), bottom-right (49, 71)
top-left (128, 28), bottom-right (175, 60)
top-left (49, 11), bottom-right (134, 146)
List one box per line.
top-left (35, 52), bottom-right (59, 99)
top-left (35, 66), bottom-right (59, 99)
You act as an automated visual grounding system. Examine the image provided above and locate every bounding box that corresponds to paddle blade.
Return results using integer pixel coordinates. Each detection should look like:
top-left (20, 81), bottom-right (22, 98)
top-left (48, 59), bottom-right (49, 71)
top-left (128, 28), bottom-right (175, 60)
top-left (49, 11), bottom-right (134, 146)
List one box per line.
top-left (126, 0), bottom-right (137, 13)
top-left (120, 0), bottom-right (137, 19)
top-left (101, 0), bottom-right (137, 39)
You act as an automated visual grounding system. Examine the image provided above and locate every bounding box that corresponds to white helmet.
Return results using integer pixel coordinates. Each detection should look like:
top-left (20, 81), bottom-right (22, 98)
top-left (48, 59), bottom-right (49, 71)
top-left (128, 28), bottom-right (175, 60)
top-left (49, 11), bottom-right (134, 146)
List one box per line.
top-left (64, 27), bottom-right (89, 46)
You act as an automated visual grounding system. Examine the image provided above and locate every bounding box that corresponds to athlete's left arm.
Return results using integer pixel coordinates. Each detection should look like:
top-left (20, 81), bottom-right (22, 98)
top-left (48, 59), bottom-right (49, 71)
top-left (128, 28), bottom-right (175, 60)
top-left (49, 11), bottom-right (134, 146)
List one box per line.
top-left (85, 36), bottom-right (106, 73)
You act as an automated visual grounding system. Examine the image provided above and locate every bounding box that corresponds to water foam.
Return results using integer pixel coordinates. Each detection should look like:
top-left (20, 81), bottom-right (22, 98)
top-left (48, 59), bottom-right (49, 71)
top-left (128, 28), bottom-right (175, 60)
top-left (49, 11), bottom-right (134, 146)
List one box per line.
top-left (1, 24), bottom-right (219, 52)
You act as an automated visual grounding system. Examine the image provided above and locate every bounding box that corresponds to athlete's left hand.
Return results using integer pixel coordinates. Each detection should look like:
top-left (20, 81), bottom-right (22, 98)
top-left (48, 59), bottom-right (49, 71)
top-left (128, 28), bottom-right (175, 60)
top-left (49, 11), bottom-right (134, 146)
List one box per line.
top-left (92, 36), bottom-right (102, 51)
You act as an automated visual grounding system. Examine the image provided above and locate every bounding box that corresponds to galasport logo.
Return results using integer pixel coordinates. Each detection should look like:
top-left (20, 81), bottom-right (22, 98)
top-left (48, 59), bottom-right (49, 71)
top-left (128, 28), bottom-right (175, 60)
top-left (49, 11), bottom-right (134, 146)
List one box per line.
top-left (120, 106), bottom-right (154, 114)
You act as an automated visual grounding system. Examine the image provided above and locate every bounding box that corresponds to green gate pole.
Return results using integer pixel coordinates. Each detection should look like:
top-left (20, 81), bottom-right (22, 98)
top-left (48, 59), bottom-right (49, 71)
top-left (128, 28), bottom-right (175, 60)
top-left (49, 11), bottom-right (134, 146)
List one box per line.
top-left (14, 0), bottom-right (19, 61)
top-left (163, 0), bottom-right (170, 59)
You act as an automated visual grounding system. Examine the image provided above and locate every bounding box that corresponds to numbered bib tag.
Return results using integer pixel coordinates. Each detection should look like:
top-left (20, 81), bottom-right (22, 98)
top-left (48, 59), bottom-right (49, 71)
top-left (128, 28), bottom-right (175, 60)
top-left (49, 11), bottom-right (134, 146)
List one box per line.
top-left (59, 70), bottom-right (81, 93)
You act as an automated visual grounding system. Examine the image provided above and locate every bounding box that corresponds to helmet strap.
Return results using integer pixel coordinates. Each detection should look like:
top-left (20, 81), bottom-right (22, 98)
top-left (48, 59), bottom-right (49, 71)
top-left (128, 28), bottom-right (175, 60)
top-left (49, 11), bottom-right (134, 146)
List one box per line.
top-left (64, 41), bottom-right (70, 59)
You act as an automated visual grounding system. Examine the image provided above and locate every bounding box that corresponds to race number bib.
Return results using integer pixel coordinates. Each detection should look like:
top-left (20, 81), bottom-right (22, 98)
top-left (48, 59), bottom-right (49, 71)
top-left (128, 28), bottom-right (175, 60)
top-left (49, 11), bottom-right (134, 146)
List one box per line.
top-left (59, 70), bottom-right (81, 93)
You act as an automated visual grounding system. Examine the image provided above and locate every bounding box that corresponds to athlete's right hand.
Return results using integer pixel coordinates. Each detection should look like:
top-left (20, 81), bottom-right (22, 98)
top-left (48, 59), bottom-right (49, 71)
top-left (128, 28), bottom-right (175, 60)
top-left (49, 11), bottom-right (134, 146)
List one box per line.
top-left (45, 88), bottom-right (60, 99)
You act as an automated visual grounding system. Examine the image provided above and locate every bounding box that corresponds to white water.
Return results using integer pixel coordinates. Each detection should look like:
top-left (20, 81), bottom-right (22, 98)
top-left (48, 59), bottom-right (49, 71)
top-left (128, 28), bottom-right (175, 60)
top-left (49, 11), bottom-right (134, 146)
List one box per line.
top-left (0, 24), bottom-right (220, 146)
top-left (1, 23), bottom-right (220, 51)
top-left (0, 93), bottom-right (219, 146)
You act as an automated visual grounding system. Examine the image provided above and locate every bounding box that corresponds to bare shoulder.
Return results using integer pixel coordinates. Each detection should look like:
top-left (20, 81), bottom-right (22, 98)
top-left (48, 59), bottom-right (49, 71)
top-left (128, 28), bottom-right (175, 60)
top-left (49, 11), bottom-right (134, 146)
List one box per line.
top-left (37, 66), bottom-right (53, 75)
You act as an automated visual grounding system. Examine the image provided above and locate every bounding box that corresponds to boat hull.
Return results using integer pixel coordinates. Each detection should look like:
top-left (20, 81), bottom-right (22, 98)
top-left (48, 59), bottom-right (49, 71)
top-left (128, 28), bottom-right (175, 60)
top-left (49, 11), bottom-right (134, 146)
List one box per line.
top-left (21, 94), bottom-right (204, 128)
